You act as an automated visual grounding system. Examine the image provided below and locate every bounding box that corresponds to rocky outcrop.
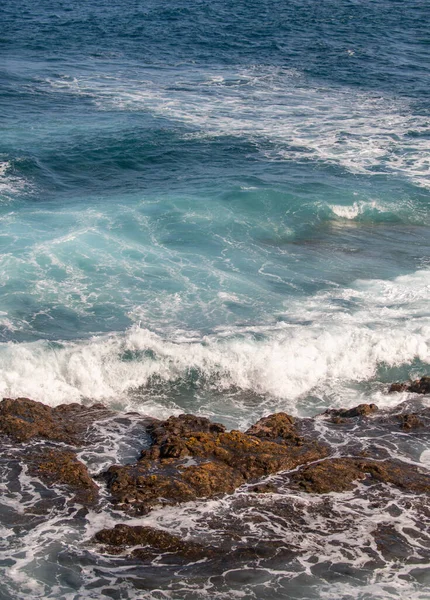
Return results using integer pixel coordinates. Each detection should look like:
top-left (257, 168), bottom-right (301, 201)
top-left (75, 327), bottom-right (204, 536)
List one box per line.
top-left (0, 393), bottom-right (429, 567)
top-left (0, 397), bottom-right (112, 444)
top-left (322, 400), bottom-right (429, 432)
top-left (101, 412), bottom-right (329, 514)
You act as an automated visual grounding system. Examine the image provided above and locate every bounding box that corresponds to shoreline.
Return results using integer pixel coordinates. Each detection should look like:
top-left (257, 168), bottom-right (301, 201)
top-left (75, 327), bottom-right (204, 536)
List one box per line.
top-left (0, 383), bottom-right (428, 565)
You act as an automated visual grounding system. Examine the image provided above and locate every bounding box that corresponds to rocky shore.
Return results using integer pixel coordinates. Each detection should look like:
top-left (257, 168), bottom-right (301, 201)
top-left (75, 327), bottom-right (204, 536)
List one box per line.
top-left (0, 378), bottom-right (429, 563)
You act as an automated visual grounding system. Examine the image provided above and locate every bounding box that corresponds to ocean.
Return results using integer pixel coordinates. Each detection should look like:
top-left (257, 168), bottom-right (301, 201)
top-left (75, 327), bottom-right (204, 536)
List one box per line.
top-left (1, 0), bottom-right (429, 598)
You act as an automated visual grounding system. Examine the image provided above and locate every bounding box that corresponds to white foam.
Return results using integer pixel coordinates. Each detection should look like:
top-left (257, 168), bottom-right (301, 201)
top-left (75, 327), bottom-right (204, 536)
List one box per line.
top-left (0, 268), bottom-right (429, 417)
top-left (329, 199), bottom-right (389, 220)
top-left (46, 66), bottom-right (430, 189)
top-left (420, 449), bottom-right (430, 468)
top-left (0, 160), bottom-right (27, 198)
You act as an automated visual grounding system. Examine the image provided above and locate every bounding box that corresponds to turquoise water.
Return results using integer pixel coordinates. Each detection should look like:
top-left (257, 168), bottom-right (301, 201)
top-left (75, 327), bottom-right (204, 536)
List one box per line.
top-left (1, 6), bottom-right (430, 416)
top-left (1, 1), bottom-right (430, 597)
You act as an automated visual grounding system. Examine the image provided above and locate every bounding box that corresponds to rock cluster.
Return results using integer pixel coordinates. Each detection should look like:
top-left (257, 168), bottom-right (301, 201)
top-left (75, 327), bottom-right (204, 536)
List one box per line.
top-left (0, 389), bottom-right (429, 563)
top-left (101, 412), bottom-right (329, 514)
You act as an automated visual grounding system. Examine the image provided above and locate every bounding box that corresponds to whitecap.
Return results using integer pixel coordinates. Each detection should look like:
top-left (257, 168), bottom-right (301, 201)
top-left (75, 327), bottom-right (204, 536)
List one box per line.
top-left (0, 268), bottom-right (429, 422)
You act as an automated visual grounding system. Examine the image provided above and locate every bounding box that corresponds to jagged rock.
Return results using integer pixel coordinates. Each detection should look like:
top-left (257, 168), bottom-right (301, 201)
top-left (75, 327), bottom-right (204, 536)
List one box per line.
top-left (101, 413), bottom-right (329, 514)
top-left (0, 397), bottom-right (112, 444)
top-left (290, 457), bottom-right (430, 495)
top-left (26, 448), bottom-right (98, 505)
top-left (0, 396), bottom-right (427, 569)
top-left (389, 376), bottom-right (430, 395)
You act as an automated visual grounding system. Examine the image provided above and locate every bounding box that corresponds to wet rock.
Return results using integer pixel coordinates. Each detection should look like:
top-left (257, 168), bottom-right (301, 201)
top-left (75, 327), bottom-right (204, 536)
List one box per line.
top-left (102, 413), bottom-right (329, 514)
top-left (291, 457), bottom-right (430, 495)
top-left (325, 403), bottom-right (378, 421)
top-left (93, 524), bottom-right (216, 560)
top-left (26, 448), bottom-right (98, 505)
top-left (249, 483), bottom-right (278, 494)
top-left (245, 412), bottom-right (300, 443)
top-left (397, 413), bottom-right (424, 430)
top-left (0, 397), bottom-right (112, 444)
top-left (373, 524), bottom-right (413, 561)
top-left (92, 524), bottom-right (298, 564)
top-left (290, 458), bottom-right (366, 493)
top-left (389, 376), bottom-right (430, 395)
top-left (408, 377), bottom-right (430, 395)
top-left (388, 382), bottom-right (409, 393)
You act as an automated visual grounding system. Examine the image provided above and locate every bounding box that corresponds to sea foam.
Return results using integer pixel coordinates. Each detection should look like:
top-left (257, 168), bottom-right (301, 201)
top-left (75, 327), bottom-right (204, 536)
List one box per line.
top-left (1, 269), bottom-right (429, 421)
top-left (46, 66), bottom-right (430, 189)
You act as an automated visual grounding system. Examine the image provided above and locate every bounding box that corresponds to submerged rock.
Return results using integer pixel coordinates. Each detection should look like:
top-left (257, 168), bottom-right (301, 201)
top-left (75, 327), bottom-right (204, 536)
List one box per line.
top-left (397, 413), bottom-right (425, 430)
top-left (101, 413), bottom-right (329, 514)
top-left (93, 524), bottom-right (217, 560)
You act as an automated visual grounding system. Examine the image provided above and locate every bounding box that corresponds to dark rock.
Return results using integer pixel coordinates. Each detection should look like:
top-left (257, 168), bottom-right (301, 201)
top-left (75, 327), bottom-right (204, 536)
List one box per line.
top-left (92, 524), bottom-right (297, 563)
top-left (0, 397), bottom-right (112, 444)
top-left (93, 524), bottom-right (216, 560)
top-left (26, 448), bottom-right (98, 505)
top-left (249, 483), bottom-right (278, 494)
top-left (102, 413), bottom-right (329, 514)
top-left (388, 382), bottom-right (409, 393)
top-left (389, 377), bottom-right (430, 395)
top-left (373, 524), bottom-right (413, 561)
top-left (291, 457), bottom-right (430, 495)
top-left (408, 377), bottom-right (430, 395)
top-left (325, 404), bottom-right (378, 420)
top-left (397, 413), bottom-right (424, 430)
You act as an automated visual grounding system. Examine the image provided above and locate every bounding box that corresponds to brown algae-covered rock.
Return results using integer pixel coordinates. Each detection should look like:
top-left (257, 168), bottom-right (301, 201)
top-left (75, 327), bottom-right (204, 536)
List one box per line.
top-left (388, 382), bottom-right (409, 393)
top-left (101, 413), bottom-right (329, 513)
top-left (245, 412), bottom-right (299, 441)
top-left (0, 397), bottom-right (112, 444)
top-left (397, 413), bottom-right (425, 430)
top-left (26, 448), bottom-right (99, 505)
top-left (291, 457), bottom-right (430, 495)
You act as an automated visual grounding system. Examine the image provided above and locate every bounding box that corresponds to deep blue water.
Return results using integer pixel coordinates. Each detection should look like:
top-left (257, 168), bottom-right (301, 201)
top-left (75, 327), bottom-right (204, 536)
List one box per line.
top-left (1, 1), bottom-right (430, 597)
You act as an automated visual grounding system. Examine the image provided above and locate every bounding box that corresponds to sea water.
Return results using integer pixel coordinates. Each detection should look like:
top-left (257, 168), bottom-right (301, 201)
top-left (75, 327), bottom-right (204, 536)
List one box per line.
top-left (1, 0), bottom-right (429, 598)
